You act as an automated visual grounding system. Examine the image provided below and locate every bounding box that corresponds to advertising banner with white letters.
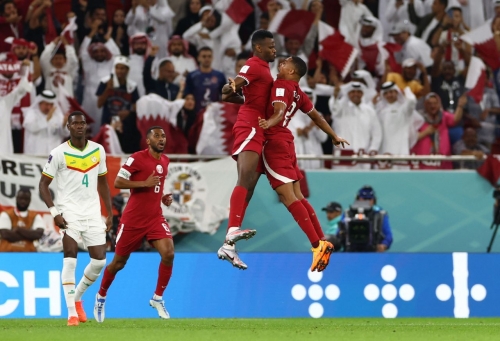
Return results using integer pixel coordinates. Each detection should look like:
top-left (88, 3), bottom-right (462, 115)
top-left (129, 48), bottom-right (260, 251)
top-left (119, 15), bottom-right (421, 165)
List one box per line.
top-left (0, 154), bottom-right (236, 237)
top-left (1, 252), bottom-right (499, 318)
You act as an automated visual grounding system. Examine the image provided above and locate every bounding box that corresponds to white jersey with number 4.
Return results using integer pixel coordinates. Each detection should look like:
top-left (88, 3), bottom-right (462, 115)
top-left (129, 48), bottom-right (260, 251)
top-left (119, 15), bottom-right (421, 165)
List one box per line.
top-left (42, 140), bottom-right (107, 224)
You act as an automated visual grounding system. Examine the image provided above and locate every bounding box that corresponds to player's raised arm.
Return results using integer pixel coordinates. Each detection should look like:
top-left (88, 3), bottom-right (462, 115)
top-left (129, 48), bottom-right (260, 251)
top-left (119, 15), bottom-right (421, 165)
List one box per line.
top-left (115, 170), bottom-right (161, 189)
top-left (258, 102), bottom-right (286, 130)
top-left (307, 109), bottom-right (349, 148)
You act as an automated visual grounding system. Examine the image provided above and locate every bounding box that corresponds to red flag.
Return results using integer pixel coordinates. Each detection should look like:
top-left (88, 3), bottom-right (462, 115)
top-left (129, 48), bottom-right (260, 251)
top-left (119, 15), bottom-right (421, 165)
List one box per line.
top-left (477, 154), bottom-right (500, 186)
top-left (461, 23), bottom-right (500, 70)
top-left (359, 43), bottom-right (379, 74)
top-left (57, 84), bottom-right (94, 123)
top-left (257, 0), bottom-right (271, 12)
top-left (268, 9), bottom-right (315, 45)
top-left (465, 56), bottom-right (487, 103)
top-left (383, 42), bottom-right (402, 74)
top-left (92, 125), bottom-right (124, 155)
top-left (318, 22), bottom-right (358, 79)
top-left (226, 0), bottom-right (254, 24)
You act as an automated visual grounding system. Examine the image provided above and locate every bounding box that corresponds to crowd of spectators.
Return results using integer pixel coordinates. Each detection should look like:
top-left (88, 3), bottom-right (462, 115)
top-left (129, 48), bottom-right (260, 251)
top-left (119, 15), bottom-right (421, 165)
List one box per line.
top-left (0, 0), bottom-right (499, 170)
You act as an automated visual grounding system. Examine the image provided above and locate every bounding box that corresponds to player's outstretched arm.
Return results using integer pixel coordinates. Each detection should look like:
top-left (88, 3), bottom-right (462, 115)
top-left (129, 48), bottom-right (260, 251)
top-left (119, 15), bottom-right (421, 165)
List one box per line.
top-left (98, 175), bottom-right (114, 231)
top-left (307, 109), bottom-right (349, 148)
top-left (258, 102), bottom-right (286, 129)
top-left (39, 175), bottom-right (68, 230)
top-left (114, 171), bottom-right (161, 189)
top-left (221, 77), bottom-right (246, 104)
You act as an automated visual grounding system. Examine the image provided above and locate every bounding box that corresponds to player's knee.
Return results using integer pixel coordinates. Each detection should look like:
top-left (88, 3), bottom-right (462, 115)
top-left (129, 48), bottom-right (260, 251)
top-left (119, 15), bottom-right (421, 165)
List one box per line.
top-left (110, 258), bottom-right (127, 272)
top-left (90, 258), bottom-right (107, 275)
top-left (161, 250), bottom-right (174, 265)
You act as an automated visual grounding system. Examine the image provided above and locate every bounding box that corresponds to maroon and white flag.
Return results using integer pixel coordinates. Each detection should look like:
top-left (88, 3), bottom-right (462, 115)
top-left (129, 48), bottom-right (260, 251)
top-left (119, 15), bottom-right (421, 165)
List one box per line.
top-left (57, 84), bottom-right (94, 123)
top-left (195, 102), bottom-right (239, 155)
top-left (268, 9), bottom-right (315, 45)
top-left (226, 0), bottom-right (254, 24)
top-left (477, 154), bottom-right (500, 186)
top-left (465, 56), bottom-right (487, 103)
top-left (61, 16), bottom-right (78, 45)
top-left (461, 23), bottom-right (500, 70)
top-left (92, 124), bottom-right (124, 155)
top-left (318, 21), bottom-right (358, 79)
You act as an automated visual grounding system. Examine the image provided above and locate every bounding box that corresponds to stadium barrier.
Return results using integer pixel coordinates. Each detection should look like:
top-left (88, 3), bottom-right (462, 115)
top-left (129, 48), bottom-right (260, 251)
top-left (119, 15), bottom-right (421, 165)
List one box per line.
top-left (0, 252), bottom-right (498, 319)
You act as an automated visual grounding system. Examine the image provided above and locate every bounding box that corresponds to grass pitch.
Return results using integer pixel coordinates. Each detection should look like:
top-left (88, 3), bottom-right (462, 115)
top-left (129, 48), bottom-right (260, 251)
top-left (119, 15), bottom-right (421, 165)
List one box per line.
top-left (1, 318), bottom-right (499, 341)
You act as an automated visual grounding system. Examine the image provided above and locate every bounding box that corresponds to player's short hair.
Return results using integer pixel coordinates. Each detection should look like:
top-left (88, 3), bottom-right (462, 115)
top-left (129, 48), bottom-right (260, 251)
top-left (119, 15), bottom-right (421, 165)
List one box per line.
top-left (198, 46), bottom-right (213, 54)
top-left (290, 56), bottom-right (307, 78)
top-left (67, 111), bottom-right (86, 123)
top-left (147, 126), bottom-right (164, 137)
top-left (251, 30), bottom-right (273, 49)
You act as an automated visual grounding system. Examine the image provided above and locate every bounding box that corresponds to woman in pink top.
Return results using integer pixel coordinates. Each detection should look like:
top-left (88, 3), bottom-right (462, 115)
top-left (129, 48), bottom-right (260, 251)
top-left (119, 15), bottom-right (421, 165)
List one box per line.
top-left (411, 93), bottom-right (466, 169)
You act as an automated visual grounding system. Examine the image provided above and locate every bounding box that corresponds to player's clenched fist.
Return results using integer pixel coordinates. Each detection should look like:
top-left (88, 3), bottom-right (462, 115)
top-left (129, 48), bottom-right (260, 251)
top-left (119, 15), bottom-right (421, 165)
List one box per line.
top-left (54, 214), bottom-right (68, 230)
top-left (143, 171), bottom-right (161, 187)
top-left (162, 193), bottom-right (173, 206)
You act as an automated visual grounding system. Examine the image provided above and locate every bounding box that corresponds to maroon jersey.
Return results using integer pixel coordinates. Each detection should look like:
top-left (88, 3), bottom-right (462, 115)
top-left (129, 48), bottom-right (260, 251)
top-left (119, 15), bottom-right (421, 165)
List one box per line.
top-left (265, 79), bottom-right (314, 141)
top-left (234, 56), bottom-right (274, 127)
top-left (118, 149), bottom-right (170, 227)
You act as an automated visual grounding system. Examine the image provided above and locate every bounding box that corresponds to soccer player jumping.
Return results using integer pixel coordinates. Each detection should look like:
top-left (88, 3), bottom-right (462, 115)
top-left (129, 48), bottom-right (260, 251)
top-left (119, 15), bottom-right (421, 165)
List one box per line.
top-left (39, 112), bottom-right (113, 326)
top-left (94, 127), bottom-right (174, 322)
top-left (217, 30), bottom-right (276, 270)
top-left (258, 57), bottom-right (349, 271)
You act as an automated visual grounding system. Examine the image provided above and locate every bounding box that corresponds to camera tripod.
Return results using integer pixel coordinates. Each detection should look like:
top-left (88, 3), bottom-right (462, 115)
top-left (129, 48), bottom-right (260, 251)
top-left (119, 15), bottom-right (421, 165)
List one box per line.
top-left (486, 205), bottom-right (500, 253)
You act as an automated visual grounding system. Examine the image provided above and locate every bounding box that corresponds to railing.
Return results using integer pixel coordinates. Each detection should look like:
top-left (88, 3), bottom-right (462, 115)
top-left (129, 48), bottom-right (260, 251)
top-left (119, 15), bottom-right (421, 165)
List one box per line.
top-left (163, 154), bottom-right (484, 162)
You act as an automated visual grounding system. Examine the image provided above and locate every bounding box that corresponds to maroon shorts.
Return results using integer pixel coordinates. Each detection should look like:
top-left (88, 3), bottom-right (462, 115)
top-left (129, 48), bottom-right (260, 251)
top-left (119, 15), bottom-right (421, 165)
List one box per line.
top-left (231, 125), bottom-right (265, 160)
top-left (262, 139), bottom-right (303, 189)
top-left (115, 218), bottom-right (172, 256)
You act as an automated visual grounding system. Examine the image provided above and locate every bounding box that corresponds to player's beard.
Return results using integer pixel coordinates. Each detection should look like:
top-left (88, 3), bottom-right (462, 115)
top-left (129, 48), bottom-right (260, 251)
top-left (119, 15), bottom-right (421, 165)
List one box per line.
top-left (151, 144), bottom-right (164, 153)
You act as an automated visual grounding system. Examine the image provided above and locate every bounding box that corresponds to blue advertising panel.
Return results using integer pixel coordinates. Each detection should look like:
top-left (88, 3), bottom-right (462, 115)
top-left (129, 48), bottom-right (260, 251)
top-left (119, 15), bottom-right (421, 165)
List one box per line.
top-left (1, 252), bottom-right (499, 319)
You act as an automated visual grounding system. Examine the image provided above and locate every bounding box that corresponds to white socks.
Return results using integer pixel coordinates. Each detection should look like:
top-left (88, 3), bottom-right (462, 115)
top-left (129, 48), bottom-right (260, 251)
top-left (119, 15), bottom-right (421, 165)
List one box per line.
top-left (75, 258), bottom-right (106, 302)
top-left (153, 294), bottom-right (162, 300)
top-left (61, 257), bottom-right (77, 317)
top-left (223, 242), bottom-right (235, 250)
top-left (227, 227), bottom-right (239, 234)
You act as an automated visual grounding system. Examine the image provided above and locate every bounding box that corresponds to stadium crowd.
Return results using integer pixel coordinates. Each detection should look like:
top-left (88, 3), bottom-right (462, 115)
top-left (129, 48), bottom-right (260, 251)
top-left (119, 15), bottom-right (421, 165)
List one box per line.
top-left (0, 0), bottom-right (499, 170)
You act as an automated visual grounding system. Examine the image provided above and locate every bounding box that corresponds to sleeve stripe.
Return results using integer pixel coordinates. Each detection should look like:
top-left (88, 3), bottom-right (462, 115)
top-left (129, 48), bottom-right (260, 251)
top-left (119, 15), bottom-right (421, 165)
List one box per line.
top-left (235, 75), bottom-right (249, 85)
top-left (42, 172), bottom-right (54, 179)
top-left (305, 107), bottom-right (314, 114)
top-left (98, 171), bottom-right (108, 176)
top-left (272, 100), bottom-right (288, 106)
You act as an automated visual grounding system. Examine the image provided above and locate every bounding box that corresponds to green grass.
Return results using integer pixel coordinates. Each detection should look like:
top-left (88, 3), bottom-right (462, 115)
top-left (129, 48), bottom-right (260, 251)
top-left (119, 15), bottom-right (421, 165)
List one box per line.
top-left (1, 318), bottom-right (500, 341)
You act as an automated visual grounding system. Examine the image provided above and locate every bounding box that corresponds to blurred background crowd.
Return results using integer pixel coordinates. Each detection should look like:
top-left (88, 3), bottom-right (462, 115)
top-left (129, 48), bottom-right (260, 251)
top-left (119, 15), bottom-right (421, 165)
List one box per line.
top-left (0, 0), bottom-right (500, 171)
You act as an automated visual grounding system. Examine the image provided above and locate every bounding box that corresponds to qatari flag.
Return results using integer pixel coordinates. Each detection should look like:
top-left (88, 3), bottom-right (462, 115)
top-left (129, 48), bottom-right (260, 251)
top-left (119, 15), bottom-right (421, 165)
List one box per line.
top-left (465, 56), bottom-right (487, 103)
top-left (268, 9), bottom-right (315, 45)
top-left (461, 23), bottom-right (500, 70)
top-left (226, 0), bottom-right (254, 24)
top-left (318, 21), bottom-right (358, 79)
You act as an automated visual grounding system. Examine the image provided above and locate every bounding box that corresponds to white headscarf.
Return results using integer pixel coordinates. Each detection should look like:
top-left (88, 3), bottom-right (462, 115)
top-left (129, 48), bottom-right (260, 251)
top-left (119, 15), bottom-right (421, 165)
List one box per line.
top-left (357, 15), bottom-right (384, 47)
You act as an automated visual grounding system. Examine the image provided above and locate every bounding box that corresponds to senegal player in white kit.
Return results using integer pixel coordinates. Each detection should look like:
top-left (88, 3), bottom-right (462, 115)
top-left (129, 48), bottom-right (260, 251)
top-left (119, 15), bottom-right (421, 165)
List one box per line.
top-left (39, 112), bottom-right (113, 326)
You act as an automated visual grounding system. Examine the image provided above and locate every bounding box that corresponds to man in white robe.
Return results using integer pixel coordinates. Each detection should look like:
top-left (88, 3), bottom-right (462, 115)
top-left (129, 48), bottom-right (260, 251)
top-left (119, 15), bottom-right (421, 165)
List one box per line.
top-left (22, 90), bottom-right (68, 156)
top-left (40, 37), bottom-right (79, 96)
top-left (80, 21), bottom-right (120, 136)
top-left (376, 81), bottom-right (424, 169)
top-left (0, 60), bottom-right (32, 154)
top-left (328, 82), bottom-right (383, 169)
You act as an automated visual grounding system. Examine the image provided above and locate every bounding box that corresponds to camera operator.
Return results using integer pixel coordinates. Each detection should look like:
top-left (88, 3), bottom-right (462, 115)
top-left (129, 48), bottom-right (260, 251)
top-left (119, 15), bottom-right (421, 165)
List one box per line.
top-left (340, 186), bottom-right (393, 252)
top-left (321, 202), bottom-right (343, 251)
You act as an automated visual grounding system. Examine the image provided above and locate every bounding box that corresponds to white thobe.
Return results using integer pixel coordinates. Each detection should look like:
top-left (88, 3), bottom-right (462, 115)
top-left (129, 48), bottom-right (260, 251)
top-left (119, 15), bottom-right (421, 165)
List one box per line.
top-left (22, 107), bottom-right (67, 156)
top-left (329, 96), bottom-right (382, 154)
top-left (129, 54), bottom-right (145, 96)
top-left (40, 42), bottom-right (79, 96)
top-left (339, 0), bottom-right (373, 46)
top-left (397, 35), bottom-right (433, 68)
top-left (288, 110), bottom-right (328, 170)
top-left (79, 37), bottom-right (120, 135)
top-left (0, 75), bottom-right (32, 154)
top-left (377, 88), bottom-right (417, 155)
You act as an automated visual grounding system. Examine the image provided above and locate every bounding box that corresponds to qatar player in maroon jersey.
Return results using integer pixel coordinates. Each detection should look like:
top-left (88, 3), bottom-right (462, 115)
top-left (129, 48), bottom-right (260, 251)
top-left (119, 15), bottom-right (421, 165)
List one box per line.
top-left (217, 30), bottom-right (276, 270)
top-left (93, 127), bottom-right (174, 322)
top-left (259, 57), bottom-right (349, 272)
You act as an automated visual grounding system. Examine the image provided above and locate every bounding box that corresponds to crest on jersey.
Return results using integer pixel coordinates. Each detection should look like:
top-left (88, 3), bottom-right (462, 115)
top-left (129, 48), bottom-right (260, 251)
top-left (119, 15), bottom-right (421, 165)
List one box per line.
top-left (91, 156), bottom-right (97, 163)
top-left (156, 165), bottom-right (164, 174)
